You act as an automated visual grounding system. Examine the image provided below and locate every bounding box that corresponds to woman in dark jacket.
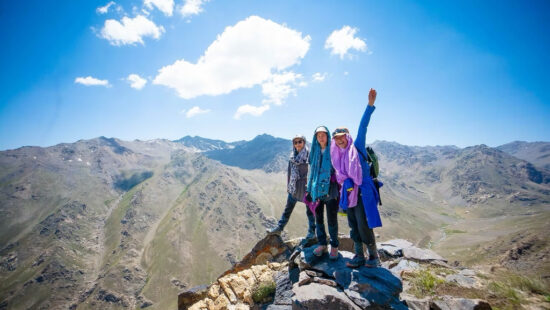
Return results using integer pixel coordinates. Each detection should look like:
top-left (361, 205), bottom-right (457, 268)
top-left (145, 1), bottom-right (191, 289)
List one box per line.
top-left (268, 135), bottom-right (316, 239)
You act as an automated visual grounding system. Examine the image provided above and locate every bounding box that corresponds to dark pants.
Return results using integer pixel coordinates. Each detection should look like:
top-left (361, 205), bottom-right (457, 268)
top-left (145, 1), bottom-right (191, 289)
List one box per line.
top-left (277, 194), bottom-right (316, 234)
top-left (347, 189), bottom-right (377, 258)
top-left (315, 198), bottom-right (339, 247)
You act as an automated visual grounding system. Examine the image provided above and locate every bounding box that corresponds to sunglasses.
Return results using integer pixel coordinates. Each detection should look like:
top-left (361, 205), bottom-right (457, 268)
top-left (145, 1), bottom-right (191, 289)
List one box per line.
top-left (332, 128), bottom-right (349, 136)
top-left (293, 140), bottom-right (304, 145)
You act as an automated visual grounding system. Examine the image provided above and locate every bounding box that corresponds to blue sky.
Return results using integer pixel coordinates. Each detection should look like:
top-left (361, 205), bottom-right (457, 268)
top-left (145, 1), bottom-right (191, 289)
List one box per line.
top-left (1, 0), bottom-right (549, 150)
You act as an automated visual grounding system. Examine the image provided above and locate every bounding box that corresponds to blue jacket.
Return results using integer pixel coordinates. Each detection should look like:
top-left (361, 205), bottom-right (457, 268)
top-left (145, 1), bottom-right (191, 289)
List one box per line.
top-left (354, 105), bottom-right (382, 228)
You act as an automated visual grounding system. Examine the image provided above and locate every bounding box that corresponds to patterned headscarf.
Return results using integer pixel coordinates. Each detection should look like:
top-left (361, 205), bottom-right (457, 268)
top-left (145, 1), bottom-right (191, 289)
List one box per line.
top-left (288, 135), bottom-right (308, 195)
top-left (330, 133), bottom-right (362, 207)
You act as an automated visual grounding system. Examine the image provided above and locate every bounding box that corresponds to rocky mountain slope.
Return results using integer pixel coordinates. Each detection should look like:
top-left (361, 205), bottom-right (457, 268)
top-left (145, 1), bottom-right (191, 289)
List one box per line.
top-left (204, 134), bottom-right (290, 173)
top-left (0, 136), bottom-right (549, 309)
top-left (497, 141), bottom-right (550, 170)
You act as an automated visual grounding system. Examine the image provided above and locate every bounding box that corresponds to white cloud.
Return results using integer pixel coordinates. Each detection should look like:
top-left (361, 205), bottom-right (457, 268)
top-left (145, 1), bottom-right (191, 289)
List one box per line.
top-left (126, 74), bottom-right (147, 89)
top-left (312, 72), bottom-right (327, 82)
top-left (97, 1), bottom-right (116, 14)
top-left (185, 106), bottom-right (211, 118)
top-left (74, 76), bottom-right (110, 87)
top-left (261, 72), bottom-right (304, 106)
top-left (180, 0), bottom-right (209, 17)
top-left (144, 0), bottom-right (174, 16)
top-left (234, 104), bottom-right (270, 120)
top-left (325, 26), bottom-right (367, 59)
top-left (153, 16), bottom-right (310, 101)
top-left (100, 15), bottom-right (165, 46)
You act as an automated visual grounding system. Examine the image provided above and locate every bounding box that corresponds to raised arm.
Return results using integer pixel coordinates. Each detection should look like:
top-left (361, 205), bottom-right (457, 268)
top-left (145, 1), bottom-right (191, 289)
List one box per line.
top-left (354, 88), bottom-right (377, 155)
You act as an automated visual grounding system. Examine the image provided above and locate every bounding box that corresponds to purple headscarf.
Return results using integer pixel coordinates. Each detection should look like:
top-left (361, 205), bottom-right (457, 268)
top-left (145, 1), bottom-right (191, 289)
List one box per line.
top-left (330, 134), bottom-right (362, 207)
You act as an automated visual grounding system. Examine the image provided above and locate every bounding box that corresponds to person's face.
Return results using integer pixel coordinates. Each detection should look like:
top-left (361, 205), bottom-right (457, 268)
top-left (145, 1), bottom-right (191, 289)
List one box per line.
top-left (316, 132), bottom-right (328, 148)
top-left (334, 135), bottom-right (348, 149)
top-left (293, 138), bottom-right (304, 152)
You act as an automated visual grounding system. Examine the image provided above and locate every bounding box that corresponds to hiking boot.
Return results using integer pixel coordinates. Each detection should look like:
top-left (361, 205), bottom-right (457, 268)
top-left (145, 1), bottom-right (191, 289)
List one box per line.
top-left (365, 256), bottom-right (381, 268)
top-left (313, 245), bottom-right (327, 257)
top-left (329, 247), bottom-right (339, 260)
top-left (267, 226), bottom-right (283, 235)
top-left (346, 255), bottom-right (365, 268)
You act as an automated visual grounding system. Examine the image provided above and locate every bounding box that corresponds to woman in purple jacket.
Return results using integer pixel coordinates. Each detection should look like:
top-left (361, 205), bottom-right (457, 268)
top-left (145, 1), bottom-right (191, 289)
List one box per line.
top-left (331, 88), bottom-right (382, 268)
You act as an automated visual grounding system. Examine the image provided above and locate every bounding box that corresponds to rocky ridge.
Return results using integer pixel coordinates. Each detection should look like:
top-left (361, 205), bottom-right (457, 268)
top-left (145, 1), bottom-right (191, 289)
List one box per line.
top-left (179, 234), bottom-right (548, 310)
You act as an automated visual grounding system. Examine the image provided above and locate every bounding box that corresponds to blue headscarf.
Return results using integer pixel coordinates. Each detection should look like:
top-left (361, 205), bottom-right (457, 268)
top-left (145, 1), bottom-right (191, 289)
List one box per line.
top-left (307, 126), bottom-right (333, 201)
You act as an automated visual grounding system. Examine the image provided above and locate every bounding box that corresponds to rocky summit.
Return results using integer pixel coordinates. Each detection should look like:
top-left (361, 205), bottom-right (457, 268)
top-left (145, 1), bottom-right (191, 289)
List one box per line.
top-left (179, 234), bottom-right (512, 310)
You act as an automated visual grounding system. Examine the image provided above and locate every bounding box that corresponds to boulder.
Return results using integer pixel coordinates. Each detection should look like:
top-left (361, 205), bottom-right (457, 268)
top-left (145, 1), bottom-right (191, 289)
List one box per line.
top-left (178, 284), bottom-right (209, 310)
top-left (273, 269), bottom-right (295, 305)
top-left (378, 239), bottom-right (413, 257)
top-left (297, 271), bottom-right (312, 286)
top-left (402, 247), bottom-right (446, 263)
top-left (431, 296), bottom-right (492, 310)
top-left (390, 259), bottom-right (420, 277)
top-left (292, 282), bottom-right (361, 310)
top-left (313, 277), bottom-right (338, 287)
top-left (445, 274), bottom-right (477, 289)
top-left (266, 305), bottom-right (292, 310)
top-left (400, 294), bottom-right (430, 310)
top-left (222, 234), bottom-right (290, 277)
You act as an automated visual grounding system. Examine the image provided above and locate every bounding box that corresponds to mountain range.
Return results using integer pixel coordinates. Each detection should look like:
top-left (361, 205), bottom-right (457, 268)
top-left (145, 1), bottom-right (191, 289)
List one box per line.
top-left (0, 135), bottom-right (548, 309)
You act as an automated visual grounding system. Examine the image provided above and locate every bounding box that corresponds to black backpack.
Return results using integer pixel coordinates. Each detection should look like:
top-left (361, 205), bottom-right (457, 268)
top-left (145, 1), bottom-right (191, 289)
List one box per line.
top-left (360, 147), bottom-right (382, 205)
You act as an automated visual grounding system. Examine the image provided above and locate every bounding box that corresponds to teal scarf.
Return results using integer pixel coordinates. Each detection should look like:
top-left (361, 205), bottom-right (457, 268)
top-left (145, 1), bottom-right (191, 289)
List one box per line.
top-left (307, 126), bottom-right (333, 200)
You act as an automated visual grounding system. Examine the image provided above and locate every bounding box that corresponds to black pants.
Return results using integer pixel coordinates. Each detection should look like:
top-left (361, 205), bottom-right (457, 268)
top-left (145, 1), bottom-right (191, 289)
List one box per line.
top-left (347, 189), bottom-right (377, 257)
top-left (314, 198), bottom-right (339, 247)
top-left (277, 194), bottom-right (316, 233)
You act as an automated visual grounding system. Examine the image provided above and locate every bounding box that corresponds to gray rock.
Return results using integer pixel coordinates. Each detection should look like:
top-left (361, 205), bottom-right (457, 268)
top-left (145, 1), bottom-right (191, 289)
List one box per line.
top-left (431, 296), bottom-right (492, 310)
top-left (445, 274), bottom-right (476, 288)
top-left (379, 239), bottom-right (414, 249)
top-left (313, 277), bottom-right (338, 287)
top-left (390, 259), bottom-right (420, 277)
top-left (266, 305), bottom-right (292, 310)
top-left (305, 269), bottom-right (323, 277)
top-left (401, 294), bottom-right (430, 310)
top-left (402, 247), bottom-right (446, 262)
top-left (177, 284), bottom-right (208, 310)
top-left (459, 269), bottom-right (476, 277)
top-left (297, 271), bottom-right (312, 286)
top-left (292, 282), bottom-right (361, 310)
top-left (378, 240), bottom-right (413, 256)
top-left (337, 234), bottom-right (355, 252)
top-left (274, 270), bottom-right (295, 305)
top-left (429, 260), bottom-right (452, 268)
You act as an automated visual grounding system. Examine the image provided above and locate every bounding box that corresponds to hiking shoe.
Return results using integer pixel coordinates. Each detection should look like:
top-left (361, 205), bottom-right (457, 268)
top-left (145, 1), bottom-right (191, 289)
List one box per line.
top-left (365, 257), bottom-right (381, 268)
top-left (267, 226), bottom-right (282, 235)
top-left (329, 247), bottom-right (339, 260)
top-left (346, 255), bottom-right (366, 268)
top-left (313, 245), bottom-right (327, 257)
top-left (305, 230), bottom-right (316, 240)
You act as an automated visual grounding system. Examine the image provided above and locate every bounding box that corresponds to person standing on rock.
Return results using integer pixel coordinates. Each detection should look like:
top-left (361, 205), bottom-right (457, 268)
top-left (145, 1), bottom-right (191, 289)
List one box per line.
top-left (268, 135), bottom-right (316, 239)
top-left (306, 126), bottom-right (341, 260)
top-left (331, 88), bottom-right (382, 268)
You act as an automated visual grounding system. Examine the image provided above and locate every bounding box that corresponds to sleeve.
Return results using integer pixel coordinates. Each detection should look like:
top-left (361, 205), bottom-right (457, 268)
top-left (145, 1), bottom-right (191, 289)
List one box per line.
top-left (354, 105), bottom-right (375, 159)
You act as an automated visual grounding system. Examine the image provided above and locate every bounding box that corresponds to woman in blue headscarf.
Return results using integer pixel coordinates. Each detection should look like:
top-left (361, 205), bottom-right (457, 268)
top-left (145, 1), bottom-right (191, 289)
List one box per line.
top-left (307, 126), bottom-right (341, 260)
